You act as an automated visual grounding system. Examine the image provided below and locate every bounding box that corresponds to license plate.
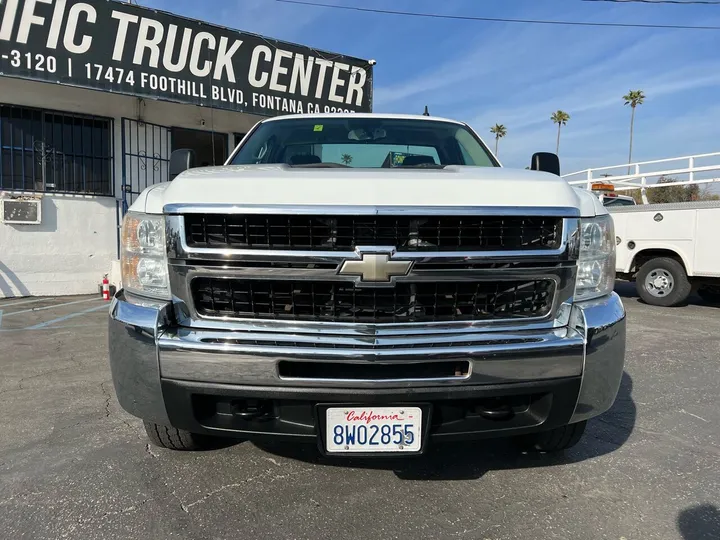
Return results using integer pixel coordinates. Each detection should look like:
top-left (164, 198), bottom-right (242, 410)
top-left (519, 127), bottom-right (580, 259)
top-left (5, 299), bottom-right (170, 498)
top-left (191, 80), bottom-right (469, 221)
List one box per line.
top-left (325, 407), bottom-right (422, 453)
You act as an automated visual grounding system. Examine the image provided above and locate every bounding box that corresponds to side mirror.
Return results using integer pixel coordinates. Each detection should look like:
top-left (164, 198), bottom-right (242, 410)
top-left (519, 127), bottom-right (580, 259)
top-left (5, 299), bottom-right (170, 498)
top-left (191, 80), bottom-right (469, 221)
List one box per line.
top-left (169, 149), bottom-right (196, 180)
top-left (530, 152), bottom-right (560, 176)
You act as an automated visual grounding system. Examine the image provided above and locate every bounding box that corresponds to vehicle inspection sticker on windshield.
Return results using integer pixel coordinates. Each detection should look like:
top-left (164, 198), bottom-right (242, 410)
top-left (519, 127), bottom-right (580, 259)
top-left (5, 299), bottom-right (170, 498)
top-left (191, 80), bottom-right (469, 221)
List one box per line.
top-left (325, 407), bottom-right (422, 453)
top-left (313, 124), bottom-right (324, 131)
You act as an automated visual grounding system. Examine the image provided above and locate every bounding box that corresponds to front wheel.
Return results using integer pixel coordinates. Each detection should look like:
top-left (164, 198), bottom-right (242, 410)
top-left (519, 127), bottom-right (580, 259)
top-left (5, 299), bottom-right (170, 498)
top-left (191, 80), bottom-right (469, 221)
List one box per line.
top-left (513, 421), bottom-right (586, 453)
top-left (636, 257), bottom-right (691, 307)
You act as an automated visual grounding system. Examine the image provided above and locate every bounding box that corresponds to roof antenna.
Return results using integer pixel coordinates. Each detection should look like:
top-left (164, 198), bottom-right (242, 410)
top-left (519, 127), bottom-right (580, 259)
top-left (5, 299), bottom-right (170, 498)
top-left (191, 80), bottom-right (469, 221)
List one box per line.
top-left (423, 105), bottom-right (430, 116)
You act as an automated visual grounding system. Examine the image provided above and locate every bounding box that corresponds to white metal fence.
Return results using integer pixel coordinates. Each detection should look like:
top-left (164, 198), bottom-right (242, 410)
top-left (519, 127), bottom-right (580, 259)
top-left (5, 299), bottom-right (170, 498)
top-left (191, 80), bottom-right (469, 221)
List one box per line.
top-left (561, 152), bottom-right (720, 203)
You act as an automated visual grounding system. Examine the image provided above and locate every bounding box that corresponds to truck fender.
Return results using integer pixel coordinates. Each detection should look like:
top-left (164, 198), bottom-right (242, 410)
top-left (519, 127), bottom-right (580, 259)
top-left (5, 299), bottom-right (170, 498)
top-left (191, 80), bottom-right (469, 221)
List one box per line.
top-left (625, 244), bottom-right (694, 276)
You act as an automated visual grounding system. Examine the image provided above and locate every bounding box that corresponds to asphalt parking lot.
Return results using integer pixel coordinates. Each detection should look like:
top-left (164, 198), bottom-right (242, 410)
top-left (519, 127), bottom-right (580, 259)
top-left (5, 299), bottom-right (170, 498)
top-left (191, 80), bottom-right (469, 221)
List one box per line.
top-left (1, 285), bottom-right (718, 540)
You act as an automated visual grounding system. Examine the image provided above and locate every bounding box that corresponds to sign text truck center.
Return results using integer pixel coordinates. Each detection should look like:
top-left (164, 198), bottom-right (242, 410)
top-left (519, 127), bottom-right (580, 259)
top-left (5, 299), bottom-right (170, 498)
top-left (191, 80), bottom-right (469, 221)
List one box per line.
top-left (0, 0), bottom-right (373, 298)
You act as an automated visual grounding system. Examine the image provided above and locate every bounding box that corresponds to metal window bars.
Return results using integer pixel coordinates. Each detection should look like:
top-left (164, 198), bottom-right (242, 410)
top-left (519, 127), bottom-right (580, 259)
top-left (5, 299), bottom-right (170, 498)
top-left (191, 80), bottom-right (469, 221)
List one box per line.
top-left (0, 104), bottom-right (113, 196)
top-left (120, 118), bottom-right (171, 214)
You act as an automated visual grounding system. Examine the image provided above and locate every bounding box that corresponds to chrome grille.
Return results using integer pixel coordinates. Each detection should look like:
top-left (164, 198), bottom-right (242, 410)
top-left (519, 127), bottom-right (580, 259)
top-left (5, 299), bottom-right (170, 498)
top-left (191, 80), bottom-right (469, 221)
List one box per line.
top-left (183, 214), bottom-right (563, 252)
top-left (167, 210), bottom-right (578, 329)
top-left (191, 278), bottom-right (555, 323)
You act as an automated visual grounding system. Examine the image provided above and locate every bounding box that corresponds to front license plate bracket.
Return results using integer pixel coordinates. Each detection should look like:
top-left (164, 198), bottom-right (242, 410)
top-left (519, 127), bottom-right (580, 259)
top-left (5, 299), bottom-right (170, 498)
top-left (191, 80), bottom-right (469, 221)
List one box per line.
top-left (316, 403), bottom-right (433, 456)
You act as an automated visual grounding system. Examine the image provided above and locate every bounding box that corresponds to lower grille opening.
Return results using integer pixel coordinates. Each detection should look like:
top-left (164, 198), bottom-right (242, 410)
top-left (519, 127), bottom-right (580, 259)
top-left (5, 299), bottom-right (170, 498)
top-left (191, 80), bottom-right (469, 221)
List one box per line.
top-left (198, 398), bottom-right (276, 422)
top-left (278, 360), bottom-right (471, 381)
top-left (430, 393), bottom-right (550, 429)
top-left (178, 390), bottom-right (557, 436)
top-left (191, 278), bottom-right (555, 323)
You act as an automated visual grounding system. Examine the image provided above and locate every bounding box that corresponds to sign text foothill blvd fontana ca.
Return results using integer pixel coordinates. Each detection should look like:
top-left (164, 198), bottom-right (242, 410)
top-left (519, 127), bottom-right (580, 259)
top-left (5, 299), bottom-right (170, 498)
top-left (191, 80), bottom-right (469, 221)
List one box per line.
top-left (0, 0), bottom-right (373, 116)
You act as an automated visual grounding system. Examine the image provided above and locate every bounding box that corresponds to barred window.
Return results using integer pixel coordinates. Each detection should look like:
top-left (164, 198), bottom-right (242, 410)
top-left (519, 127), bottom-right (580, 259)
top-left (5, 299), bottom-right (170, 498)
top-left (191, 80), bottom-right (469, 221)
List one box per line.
top-left (0, 105), bottom-right (113, 195)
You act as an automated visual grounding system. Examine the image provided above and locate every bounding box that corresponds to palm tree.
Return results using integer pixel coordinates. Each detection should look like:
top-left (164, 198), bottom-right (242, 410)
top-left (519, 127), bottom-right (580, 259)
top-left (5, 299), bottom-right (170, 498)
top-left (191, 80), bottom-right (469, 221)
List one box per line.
top-left (489, 124), bottom-right (507, 156)
top-left (551, 110), bottom-right (570, 154)
top-left (623, 90), bottom-right (645, 171)
top-left (340, 153), bottom-right (353, 166)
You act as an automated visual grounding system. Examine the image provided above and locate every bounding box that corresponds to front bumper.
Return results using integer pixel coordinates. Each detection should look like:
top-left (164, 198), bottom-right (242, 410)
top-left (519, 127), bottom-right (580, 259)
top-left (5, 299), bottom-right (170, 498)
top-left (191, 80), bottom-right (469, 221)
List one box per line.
top-left (108, 292), bottom-right (625, 442)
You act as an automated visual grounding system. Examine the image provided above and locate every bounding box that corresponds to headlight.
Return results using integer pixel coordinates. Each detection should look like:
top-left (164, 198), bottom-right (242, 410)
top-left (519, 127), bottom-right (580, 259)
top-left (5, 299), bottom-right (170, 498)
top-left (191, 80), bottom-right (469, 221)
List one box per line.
top-left (574, 214), bottom-right (615, 301)
top-left (121, 212), bottom-right (170, 299)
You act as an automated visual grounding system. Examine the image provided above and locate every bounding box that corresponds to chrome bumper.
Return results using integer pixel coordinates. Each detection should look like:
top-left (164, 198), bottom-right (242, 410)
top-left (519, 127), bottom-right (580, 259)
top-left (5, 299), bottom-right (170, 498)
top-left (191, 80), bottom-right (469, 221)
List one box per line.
top-left (108, 292), bottom-right (625, 427)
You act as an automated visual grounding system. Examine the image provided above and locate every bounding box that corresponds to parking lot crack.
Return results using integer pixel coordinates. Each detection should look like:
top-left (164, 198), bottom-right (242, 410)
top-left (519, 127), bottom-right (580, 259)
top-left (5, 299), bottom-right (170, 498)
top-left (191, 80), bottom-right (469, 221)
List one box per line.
top-left (17, 366), bottom-right (73, 390)
top-left (180, 482), bottom-right (248, 513)
top-left (102, 499), bottom-right (152, 518)
top-left (122, 418), bottom-right (143, 439)
top-left (680, 409), bottom-right (710, 423)
top-left (76, 498), bottom-right (153, 524)
top-left (95, 381), bottom-right (142, 438)
top-left (100, 381), bottom-right (112, 418)
top-left (179, 469), bottom-right (304, 513)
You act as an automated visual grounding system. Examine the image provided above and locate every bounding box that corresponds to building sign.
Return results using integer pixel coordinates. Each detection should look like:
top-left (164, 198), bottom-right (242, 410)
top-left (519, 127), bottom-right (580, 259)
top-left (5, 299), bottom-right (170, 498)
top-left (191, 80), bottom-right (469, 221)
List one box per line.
top-left (0, 0), bottom-right (373, 116)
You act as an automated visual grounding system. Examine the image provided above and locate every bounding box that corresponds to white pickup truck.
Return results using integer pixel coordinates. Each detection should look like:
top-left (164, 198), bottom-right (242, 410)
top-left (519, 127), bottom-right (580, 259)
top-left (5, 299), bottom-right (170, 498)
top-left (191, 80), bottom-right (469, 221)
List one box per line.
top-left (108, 113), bottom-right (626, 456)
top-left (611, 200), bottom-right (720, 306)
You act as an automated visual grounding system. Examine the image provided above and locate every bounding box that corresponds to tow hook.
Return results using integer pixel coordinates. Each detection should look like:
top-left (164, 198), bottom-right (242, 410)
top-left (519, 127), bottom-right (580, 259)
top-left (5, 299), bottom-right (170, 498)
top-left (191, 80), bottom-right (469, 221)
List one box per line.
top-left (233, 400), bottom-right (273, 421)
top-left (475, 404), bottom-right (515, 421)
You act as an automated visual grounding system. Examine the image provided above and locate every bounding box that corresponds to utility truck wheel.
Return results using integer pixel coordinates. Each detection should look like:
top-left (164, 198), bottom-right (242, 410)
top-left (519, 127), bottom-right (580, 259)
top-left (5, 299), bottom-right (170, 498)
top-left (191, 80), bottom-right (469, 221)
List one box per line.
top-left (698, 286), bottom-right (720, 305)
top-left (144, 421), bottom-right (217, 451)
top-left (636, 257), bottom-right (691, 307)
top-left (514, 421), bottom-right (586, 453)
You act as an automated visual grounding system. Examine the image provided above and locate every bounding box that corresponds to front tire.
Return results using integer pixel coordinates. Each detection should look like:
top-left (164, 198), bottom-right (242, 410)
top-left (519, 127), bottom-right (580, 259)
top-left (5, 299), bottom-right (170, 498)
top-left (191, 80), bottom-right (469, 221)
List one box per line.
top-left (514, 421), bottom-right (587, 452)
top-left (636, 257), bottom-right (691, 307)
top-left (144, 421), bottom-right (217, 451)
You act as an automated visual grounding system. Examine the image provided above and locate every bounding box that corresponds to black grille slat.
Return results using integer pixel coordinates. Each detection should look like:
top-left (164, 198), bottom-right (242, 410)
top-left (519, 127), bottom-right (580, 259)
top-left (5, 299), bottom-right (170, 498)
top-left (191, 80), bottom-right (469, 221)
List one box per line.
top-left (184, 215), bottom-right (562, 251)
top-left (192, 279), bottom-right (554, 323)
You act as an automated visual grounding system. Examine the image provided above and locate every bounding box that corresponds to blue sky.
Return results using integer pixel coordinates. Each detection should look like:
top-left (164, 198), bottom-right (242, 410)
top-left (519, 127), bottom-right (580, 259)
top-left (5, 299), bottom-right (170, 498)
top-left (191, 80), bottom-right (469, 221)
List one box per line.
top-left (145, 0), bottom-right (720, 173)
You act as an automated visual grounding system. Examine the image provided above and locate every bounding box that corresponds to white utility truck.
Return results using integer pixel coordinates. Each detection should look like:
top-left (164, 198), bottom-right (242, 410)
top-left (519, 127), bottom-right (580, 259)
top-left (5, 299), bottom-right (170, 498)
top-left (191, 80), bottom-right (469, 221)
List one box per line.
top-left (610, 201), bottom-right (720, 306)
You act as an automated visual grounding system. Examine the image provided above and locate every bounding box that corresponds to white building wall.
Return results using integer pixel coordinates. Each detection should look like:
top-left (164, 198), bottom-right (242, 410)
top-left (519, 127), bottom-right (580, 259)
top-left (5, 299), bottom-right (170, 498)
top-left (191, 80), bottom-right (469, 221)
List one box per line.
top-left (0, 77), bottom-right (265, 298)
top-left (0, 194), bottom-right (117, 297)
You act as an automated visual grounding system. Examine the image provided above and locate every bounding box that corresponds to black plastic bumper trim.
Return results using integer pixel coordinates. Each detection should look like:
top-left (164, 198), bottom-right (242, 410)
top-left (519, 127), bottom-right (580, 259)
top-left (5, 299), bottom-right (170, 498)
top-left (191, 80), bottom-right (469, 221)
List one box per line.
top-left (161, 377), bottom-right (582, 445)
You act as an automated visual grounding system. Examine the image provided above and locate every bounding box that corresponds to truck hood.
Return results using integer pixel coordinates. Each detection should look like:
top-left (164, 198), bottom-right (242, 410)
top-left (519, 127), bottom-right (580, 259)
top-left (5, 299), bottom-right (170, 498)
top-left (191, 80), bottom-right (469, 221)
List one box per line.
top-left (133, 165), bottom-right (602, 217)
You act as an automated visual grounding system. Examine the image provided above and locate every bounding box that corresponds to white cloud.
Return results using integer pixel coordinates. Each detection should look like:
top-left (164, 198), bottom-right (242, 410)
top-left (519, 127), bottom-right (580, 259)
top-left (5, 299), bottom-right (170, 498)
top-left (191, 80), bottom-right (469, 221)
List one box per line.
top-left (218, 0), bottom-right (325, 42)
top-left (145, 0), bottom-right (327, 44)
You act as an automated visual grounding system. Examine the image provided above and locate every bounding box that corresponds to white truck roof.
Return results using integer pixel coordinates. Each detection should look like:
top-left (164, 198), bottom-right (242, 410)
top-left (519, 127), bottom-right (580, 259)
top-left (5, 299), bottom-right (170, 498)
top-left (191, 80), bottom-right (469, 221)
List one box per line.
top-left (261, 113), bottom-right (466, 125)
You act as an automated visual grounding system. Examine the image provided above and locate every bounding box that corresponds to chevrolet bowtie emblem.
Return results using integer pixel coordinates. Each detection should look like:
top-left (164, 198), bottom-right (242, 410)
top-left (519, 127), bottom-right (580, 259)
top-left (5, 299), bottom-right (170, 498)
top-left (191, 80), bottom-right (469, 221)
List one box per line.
top-left (338, 252), bottom-right (412, 283)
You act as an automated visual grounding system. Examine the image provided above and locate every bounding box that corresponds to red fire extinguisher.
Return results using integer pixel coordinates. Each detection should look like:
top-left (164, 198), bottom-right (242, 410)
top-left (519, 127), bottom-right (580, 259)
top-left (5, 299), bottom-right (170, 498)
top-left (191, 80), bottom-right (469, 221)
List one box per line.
top-left (102, 274), bottom-right (110, 301)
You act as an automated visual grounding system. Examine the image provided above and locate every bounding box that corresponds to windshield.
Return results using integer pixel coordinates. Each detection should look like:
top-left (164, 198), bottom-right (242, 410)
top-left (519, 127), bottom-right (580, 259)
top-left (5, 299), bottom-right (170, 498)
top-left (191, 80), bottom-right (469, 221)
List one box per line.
top-left (230, 117), bottom-right (498, 168)
top-left (603, 196), bottom-right (636, 206)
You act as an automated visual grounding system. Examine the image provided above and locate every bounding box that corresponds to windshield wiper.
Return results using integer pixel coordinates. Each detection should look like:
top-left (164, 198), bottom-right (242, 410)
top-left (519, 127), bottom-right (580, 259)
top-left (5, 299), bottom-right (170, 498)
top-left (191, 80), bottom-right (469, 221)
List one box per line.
top-left (289, 162), bottom-right (350, 168)
top-left (401, 163), bottom-right (447, 169)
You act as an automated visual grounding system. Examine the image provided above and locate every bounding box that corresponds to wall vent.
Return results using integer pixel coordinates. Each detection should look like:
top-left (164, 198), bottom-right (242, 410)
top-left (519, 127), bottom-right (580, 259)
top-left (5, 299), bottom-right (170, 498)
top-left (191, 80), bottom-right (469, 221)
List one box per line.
top-left (1, 198), bottom-right (42, 225)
